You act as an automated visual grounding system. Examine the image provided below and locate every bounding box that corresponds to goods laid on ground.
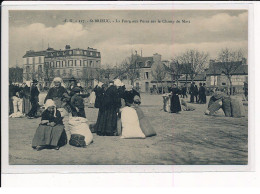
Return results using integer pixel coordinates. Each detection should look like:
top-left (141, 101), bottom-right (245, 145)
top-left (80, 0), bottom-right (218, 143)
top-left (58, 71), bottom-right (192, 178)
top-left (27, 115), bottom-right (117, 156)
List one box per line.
top-left (162, 94), bottom-right (171, 112)
top-left (68, 117), bottom-right (93, 146)
top-left (230, 96), bottom-right (246, 118)
top-left (205, 99), bottom-right (222, 115)
top-left (222, 97), bottom-right (232, 117)
top-left (206, 94), bottom-right (246, 118)
top-left (120, 106), bottom-right (145, 139)
top-left (69, 134), bottom-right (86, 147)
top-left (180, 99), bottom-right (195, 111)
top-left (135, 107), bottom-right (156, 137)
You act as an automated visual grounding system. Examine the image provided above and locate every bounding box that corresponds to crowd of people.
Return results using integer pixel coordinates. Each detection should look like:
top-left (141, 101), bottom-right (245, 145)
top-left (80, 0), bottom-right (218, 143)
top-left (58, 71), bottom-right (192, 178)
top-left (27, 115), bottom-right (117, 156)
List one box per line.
top-left (10, 77), bottom-right (154, 151)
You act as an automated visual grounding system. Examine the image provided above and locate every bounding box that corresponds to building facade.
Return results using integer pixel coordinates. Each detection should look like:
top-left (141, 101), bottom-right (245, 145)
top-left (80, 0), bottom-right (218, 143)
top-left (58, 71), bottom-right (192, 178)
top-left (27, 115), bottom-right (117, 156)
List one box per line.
top-left (23, 50), bottom-right (46, 89)
top-left (125, 53), bottom-right (170, 93)
top-left (23, 45), bottom-right (101, 88)
top-left (206, 59), bottom-right (248, 94)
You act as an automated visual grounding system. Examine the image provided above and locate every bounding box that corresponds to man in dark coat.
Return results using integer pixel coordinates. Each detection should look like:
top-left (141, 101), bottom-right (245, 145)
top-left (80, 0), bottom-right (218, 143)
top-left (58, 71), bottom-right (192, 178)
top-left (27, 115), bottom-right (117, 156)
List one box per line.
top-left (189, 82), bottom-right (195, 103)
top-left (27, 79), bottom-right (40, 118)
top-left (198, 83), bottom-right (204, 104)
top-left (70, 87), bottom-right (86, 118)
top-left (95, 82), bottom-right (121, 136)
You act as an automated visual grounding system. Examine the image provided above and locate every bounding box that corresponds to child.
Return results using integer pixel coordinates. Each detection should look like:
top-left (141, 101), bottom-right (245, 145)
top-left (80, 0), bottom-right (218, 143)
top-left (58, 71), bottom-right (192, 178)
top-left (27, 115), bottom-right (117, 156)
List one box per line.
top-left (32, 99), bottom-right (67, 151)
top-left (70, 87), bottom-right (86, 118)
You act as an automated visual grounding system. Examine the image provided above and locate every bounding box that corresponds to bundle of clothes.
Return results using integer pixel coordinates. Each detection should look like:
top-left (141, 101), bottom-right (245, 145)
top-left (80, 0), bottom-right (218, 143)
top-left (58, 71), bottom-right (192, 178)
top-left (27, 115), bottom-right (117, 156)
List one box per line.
top-left (205, 91), bottom-right (246, 118)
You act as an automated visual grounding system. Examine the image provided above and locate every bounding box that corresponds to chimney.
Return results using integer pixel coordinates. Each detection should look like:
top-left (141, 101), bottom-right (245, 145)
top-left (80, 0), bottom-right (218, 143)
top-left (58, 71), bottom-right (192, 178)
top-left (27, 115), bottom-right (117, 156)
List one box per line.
top-left (65, 45), bottom-right (71, 50)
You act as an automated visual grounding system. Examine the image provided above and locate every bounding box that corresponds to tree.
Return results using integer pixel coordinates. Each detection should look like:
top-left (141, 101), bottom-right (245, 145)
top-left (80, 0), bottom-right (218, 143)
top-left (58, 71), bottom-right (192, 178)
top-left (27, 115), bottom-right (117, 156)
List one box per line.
top-left (151, 64), bottom-right (166, 94)
top-left (120, 55), bottom-right (140, 86)
top-left (217, 48), bottom-right (245, 95)
top-left (168, 59), bottom-right (182, 86)
top-left (176, 49), bottom-right (209, 82)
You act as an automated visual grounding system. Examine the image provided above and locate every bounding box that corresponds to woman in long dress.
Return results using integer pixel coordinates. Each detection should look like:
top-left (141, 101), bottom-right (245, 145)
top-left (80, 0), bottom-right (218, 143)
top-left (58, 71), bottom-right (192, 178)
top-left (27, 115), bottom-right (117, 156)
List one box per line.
top-left (95, 82), bottom-right (121, 136)
top-left (32, 99), bottom-right (67, 151)
top-left (22, 82), bottom-right (31, 115)
top-left (44, 77), bottom-right (68, 108)
top-left (170, 84), bottom-right (182, 113)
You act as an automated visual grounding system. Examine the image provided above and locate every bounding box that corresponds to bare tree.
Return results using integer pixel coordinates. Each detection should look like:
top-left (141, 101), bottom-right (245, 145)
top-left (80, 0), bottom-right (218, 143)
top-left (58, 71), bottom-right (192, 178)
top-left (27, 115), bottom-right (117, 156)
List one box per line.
top-left (151, 64), bottom-right (166, 94)
top-left (168, 59), bottom-right (182, 86)
top-left (217, 48), bottom-right (245, 95)
top-left (176, 49), bottom-right (209, 82)
top-left (120, 55), bottom-right (140, 86)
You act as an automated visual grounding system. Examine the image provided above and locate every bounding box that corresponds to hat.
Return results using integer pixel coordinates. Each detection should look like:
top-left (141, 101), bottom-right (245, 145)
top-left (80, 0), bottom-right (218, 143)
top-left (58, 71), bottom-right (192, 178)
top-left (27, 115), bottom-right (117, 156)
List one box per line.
top-left (72, 87), bottom-right (81, 93)
top-left (69, 77), bottom-right (77, 82)
top-left (114, 79), bottom-right (124, 87)
top-left (44, 99), bottom-right (56, 117)
top-left (125, 84), bottom-right (133, 91)
top-left (32, 79), bottom-right (38, 84)
top-left (53, 77), bottom-right (63, 83)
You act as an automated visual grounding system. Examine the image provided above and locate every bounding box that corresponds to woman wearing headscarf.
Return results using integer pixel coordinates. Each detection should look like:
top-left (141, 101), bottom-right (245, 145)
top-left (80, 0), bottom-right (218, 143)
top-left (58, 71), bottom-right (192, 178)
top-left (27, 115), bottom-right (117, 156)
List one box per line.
top-left (32, 99), bottom-right (67, 151)
top-left (95, 81), bottom-right (121, 136)
top-left (123, 84), bottom-right (140, 106)
top-left (44, 77), bottom-right (68, 108)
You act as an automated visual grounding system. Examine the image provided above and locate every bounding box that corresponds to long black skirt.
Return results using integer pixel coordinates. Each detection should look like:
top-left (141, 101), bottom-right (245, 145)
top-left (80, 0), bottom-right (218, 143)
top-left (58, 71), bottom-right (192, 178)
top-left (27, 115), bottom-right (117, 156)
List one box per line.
top-left (95, 107), bottom-right (118, 136)
top-left (32, 124), bottom-right (67, 148)
top-left (170, 95), bottom-right (181, 113)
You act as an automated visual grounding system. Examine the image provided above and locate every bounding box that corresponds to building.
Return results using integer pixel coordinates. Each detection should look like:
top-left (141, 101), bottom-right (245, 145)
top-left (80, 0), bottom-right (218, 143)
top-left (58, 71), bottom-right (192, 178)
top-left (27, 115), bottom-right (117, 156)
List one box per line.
top-left (23, 45), bottom-right (101, 88)
top-left (23, 50), bottom-right (46, 89)
top-left (124, 53), bottom-right (170, 93)
top-left (206, 59), bottom-right (248, 94)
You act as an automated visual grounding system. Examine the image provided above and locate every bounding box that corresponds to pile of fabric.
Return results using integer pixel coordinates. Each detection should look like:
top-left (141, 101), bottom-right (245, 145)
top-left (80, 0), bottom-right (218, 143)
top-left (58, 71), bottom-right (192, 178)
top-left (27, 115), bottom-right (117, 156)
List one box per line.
top-left (205, 92), bottom-right (246, 118)
top-left (119, 106), bottom-right (156, 139)
top-left (68, 117), bottom-right (93, 147)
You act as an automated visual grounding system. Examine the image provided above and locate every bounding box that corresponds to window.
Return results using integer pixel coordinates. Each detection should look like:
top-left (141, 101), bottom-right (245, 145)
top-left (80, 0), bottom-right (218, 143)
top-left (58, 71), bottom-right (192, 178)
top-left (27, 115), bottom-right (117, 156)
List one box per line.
top-left (69, 51), bottom-right (72, 55)
top-left (90, 52), bottom-right (93, 56)
top-left (33, 57), bottom-right (35, 64)
top-left (77, 69), bottom-right (80, 76)
top-left (26, 66), bottom-right (30, 73)
top-left (57, 61), bottom-right (60, 67)
top-left (84, 51), bottom-right (87, 55)
top-left (69, 60), bottom-right (73, 66)
top-left (80, 60), bottom-right (82, 66)
top-left (26, 58), bottom-right (29, 64)
top-left (75, 50), bottom-right (80, 55)
top-left (38, 65), bottom-right (42, 73)
top-left (96, 53), bottom-right (99, 57)
top-left (90, 61), bottom-right (92, 67)
top-left (210, 76), bottom-right (218, 86)
top-left (144, 72), bottom-right (149, 79)
top-left (39, 56), bottom-right (41, 63)
top-left (83, 60), bottom-right (87, 66)
top-left (222, 83), bottom-right (226, 86)
top-left (75, 60), bottom-right (77, 66)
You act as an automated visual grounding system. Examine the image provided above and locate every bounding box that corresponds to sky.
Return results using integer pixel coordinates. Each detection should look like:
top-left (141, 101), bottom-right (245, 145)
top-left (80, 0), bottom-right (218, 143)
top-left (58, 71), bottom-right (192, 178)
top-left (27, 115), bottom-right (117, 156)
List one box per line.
top-left (9, 10), bottom-right (248, 68)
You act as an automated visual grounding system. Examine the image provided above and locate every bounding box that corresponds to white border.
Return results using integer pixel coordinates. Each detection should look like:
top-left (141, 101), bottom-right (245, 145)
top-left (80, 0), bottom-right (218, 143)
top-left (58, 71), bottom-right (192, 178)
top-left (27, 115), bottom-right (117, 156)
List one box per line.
top-left (1, 1), bottom-right (255, 174)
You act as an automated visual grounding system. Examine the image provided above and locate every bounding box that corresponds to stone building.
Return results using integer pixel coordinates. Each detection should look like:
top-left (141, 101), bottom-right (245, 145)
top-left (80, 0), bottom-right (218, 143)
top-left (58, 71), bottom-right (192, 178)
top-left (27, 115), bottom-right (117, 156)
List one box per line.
top-left (23, 50), bottom-right (46, 89)
top-left (124, 53), bottom-right (170, 93)
top-left (23, 45), bottom-right (101, 88)
top-left (206, 59), bottom-right (248, 94)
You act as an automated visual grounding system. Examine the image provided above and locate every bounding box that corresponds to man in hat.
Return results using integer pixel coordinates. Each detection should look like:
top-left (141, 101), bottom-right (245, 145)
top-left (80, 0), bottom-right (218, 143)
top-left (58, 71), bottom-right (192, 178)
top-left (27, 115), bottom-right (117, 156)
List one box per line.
top-left (67, 77), bottom-right (77, 96)
top-left (28, 79), bottom-right (40, 118)
top-left (70, 87), bottom-right (86, 118)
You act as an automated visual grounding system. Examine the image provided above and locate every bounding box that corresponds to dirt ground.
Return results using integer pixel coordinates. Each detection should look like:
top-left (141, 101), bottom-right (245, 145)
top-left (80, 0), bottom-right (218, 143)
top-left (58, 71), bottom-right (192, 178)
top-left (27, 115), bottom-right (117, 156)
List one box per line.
top-left (9, 94), bottom-right (248, 165)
